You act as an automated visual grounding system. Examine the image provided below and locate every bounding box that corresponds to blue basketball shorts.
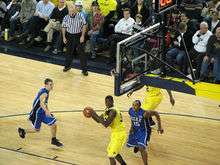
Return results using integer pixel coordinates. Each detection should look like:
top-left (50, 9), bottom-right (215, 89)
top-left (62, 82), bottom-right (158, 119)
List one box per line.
top-left (127, 130), bottom-right (148, 149)
top-left (29, 108), bottom-right (56, 130)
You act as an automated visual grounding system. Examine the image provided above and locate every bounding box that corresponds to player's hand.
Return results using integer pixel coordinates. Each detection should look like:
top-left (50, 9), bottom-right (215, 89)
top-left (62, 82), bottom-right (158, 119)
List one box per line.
top-left (170, 97), bottom-right (175, 106)
top-left (157, 127), bottom-right (164, 134)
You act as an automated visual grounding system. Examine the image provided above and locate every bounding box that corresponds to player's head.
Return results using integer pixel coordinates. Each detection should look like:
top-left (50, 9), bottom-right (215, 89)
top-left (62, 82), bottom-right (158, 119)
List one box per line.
top-left (105, 95), bottom-right (114, 108)
top-left (44, 78), bottom-right (53, 91)
top-left (132, 100), bottom-right (141, 111)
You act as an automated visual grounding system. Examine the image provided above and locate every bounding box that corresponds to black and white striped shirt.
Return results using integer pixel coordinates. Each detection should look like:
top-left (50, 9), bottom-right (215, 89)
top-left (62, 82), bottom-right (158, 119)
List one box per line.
top-left (62, 13), bottom-right (87, 34)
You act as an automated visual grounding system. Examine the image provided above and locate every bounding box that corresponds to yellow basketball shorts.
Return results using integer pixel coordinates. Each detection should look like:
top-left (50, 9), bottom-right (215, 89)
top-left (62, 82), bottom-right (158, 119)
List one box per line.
top-left (142, 96), bottom-right (163, 110)
top-left (107, 131), bottom-right (127, 157)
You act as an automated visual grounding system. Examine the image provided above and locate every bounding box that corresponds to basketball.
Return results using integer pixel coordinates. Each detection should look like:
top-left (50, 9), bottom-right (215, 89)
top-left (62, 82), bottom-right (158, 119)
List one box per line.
top-left (83, 107), bottom-right (93, 118)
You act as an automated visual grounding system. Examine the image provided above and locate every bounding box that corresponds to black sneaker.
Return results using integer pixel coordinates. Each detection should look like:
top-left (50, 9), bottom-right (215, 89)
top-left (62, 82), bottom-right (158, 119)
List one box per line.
top-left (63, 67), bottom-right (71, 72)
top-left (82, 70), bottom-right (88, 76)
top-left (133, 146), bottom-right (139, 153)
top-left (18, 128), bottom-right (26, 139)
top-left (51, 138), bottom-right (64, 147)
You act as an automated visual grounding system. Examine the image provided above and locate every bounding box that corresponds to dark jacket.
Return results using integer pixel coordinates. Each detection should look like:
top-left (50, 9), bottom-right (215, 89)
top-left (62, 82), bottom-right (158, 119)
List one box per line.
top-left (207, 35), bottom-right (220, 57)
top-left (50, 6), bottom-right (68, 22)
top-left (207, 18), bottom-right (220, 34)
top-left (131, 3), bottom-right (149, 26)
top-left (173, 31), bottom-right (193, 52)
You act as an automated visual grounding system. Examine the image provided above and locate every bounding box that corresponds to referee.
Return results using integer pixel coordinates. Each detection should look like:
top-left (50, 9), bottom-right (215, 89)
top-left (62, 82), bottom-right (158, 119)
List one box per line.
top-left (62, 4), bottom-right (88, 76)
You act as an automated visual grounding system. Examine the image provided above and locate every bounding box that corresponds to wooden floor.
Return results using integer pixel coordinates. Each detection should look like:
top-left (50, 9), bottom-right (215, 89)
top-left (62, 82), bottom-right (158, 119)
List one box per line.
top-left (0, 53), bottom-right (220, 165)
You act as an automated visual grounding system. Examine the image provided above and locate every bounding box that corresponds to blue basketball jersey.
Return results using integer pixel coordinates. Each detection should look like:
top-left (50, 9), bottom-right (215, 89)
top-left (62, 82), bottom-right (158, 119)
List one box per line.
top-left (128, 107), bottom-right (146, 132)
top-left (32, 88), bottom-right (49, 112)
top-left (29, 88), bottom-right (56, 130)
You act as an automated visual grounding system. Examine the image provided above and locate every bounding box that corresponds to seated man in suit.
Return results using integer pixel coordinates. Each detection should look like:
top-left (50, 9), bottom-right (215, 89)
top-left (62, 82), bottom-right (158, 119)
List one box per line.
top-left (166, 22), bottom-right (193, 74)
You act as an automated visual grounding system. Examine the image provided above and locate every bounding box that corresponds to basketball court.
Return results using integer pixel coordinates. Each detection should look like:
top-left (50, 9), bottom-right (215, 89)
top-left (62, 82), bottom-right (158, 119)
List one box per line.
top-left (0, 53), bottom-right (220, 165)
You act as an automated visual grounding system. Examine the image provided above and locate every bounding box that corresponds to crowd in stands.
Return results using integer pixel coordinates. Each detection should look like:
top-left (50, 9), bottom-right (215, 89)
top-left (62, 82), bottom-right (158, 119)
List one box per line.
top-left (0, 0), bottom-right (219, 82)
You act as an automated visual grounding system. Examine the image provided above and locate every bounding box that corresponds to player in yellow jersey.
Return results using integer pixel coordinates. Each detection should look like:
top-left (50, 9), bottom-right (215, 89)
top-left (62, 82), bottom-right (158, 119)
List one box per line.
top-left (128, 85), bottom-right (175, 111)
top-left (91, 95), bottom-right (127, 165)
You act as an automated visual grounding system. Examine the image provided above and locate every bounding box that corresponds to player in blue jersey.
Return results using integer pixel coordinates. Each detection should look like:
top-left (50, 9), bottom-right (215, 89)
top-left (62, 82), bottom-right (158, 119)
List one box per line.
top-left (18, 78), bottom-right (63, 147)
top-left (127, 100), bottom-right (164, 165)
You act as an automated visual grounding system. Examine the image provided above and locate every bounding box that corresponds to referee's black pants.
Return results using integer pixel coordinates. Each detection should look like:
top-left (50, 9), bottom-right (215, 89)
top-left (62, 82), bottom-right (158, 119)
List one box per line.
top-left (65, 32), bottom-right (87, 72)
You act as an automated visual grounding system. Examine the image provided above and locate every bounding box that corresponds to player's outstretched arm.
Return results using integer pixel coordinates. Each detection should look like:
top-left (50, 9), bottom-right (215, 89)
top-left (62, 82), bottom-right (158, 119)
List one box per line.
top-left (91, 110), bottom-right (116, 128)
top-left (166, 90), bottom-right (175, 106)
top-left (91, 112), bottom-right (103, 123)
top-left (144, 110), bottom-right (164, 134)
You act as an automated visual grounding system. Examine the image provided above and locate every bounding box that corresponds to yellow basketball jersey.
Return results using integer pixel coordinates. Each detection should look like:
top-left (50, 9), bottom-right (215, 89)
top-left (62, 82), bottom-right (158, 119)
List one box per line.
top-left (145, 86), bottom-right (162, 97)
top-left (103, 107), bottom-right (126, 133)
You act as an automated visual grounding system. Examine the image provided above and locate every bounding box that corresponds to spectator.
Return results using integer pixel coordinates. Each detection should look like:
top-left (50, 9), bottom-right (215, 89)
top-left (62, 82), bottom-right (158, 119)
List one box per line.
top-left (87, 0), bottom-right (104, 59)
top-left (43, 0), bottom-right (68, 52)
top-left (207, 10), bottom-right (220, 34)
top-left (131, 0), bottom-right (150, 26)
top-left (98, 0), bottom-right (117, 36)
top-left (201, 1), bottom-right (215, 21)
top-left (192, 21), bottom-right (212, 79)
top-left (0, 0), bottom-right (7, 33)
top-left (108, 8), bottom-right (135, 63)
top-left (4, 0), bottom-right (21, 30)
top-left (98, 0), bottom-right (116, 17)
top-left (213, 0), bottom-right (220, 12)
top-left (18, 0), bottom-right (54, 46)
top-left (180, 12), bottom-right (198, 34)
top-left (62, 4), bottom-right (88, 75)
top-left (116, 0), bottom-right (130, 20)
top-left (132, 14), bottom-right (145, 58)
top-left (166, 22), bottom-right (193, 74)
top-left (200, 27), bottom-right (220, 83)
top-left (181, 0), bottom-right (203, 21)
top-left (75, 0), bottom-right (88, 21)
top-left (133, 13), bottom-right (144, 33)
top-left (9, 0), bottom-right (36, 40)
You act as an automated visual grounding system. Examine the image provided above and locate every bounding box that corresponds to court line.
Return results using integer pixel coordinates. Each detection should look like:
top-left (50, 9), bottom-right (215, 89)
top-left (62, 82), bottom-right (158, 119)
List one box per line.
top-left (0, 110), bottom-right (220, 122)
top-left (0, 146), bottom-right (78, 165)
top-left (0, 110), bottom-right (219, 164)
